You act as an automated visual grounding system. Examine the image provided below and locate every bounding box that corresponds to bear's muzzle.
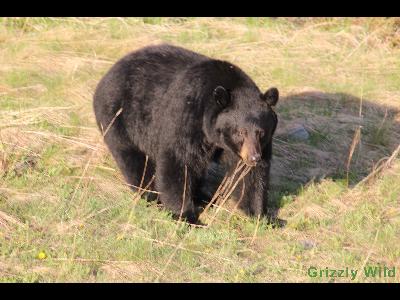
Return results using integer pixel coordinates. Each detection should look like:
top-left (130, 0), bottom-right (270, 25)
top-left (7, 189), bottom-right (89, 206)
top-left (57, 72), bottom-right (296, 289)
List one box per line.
top-left (239, 136), bottom-right (261, 166)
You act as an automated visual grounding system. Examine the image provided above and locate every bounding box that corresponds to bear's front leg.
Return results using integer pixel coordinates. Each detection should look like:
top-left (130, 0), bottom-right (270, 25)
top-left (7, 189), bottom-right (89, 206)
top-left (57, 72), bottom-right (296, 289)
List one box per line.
top-left (156, 150), bottom-right (202, 224)
top-left (241, 160), bottom-right (270, 218)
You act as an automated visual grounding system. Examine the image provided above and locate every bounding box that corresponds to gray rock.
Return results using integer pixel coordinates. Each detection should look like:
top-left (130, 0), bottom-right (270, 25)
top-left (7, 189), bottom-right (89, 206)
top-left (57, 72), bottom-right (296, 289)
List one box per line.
top-left (300, 239), bottom-right (316, 250)
top-left (287, 125), bottom-right (309, 141)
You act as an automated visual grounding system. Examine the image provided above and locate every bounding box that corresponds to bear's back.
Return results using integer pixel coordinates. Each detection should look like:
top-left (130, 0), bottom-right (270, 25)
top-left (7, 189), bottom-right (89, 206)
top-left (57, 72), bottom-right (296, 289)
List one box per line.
top-left (118, 44), bottom-right (209, 79)
top-left (93, 45), bottom-right (208, 125)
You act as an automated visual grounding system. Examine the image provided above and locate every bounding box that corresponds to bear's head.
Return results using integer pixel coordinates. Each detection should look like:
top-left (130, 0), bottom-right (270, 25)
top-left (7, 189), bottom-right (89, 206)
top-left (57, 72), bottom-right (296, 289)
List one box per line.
top-left (205, 85), bottom-right (279, 167)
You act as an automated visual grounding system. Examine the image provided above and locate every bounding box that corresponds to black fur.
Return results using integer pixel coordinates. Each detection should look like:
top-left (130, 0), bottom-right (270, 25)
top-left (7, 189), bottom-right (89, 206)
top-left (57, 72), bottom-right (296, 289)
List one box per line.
top-left (93, 44), bottom-right (279, 224)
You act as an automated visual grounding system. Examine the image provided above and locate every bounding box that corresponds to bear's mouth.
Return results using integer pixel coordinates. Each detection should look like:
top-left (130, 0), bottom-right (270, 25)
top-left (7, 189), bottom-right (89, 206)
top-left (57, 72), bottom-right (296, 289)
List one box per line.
top-left (241, 159), bottom-right (257, 167)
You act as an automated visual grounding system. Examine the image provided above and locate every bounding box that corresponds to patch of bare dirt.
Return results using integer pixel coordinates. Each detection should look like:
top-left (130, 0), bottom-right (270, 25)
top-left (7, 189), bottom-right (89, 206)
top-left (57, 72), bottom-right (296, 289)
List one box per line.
top-left (270, 90), bottom-right (400, 189)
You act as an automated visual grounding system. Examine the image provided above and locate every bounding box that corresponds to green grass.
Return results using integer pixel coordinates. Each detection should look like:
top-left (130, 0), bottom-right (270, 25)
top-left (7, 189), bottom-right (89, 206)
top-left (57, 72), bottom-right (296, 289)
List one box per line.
top-left (1, 17), bottom-right (400, 282)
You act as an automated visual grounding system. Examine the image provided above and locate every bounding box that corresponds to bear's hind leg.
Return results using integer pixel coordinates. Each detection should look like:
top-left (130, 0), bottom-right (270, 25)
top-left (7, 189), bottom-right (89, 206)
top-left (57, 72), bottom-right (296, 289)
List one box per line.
top-left (107, 145), bottom-right (155, 194)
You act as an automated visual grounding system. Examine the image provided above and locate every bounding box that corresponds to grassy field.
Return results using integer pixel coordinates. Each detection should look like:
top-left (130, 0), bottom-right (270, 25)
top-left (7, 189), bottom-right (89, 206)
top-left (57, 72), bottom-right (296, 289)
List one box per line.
top-left (1, 17), bottom-right (400, 282)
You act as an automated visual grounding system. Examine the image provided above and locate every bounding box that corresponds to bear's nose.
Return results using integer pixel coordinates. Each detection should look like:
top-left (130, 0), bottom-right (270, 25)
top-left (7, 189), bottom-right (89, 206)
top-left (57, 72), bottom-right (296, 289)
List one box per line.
top-left (250, 154), bottom-right (261, 163)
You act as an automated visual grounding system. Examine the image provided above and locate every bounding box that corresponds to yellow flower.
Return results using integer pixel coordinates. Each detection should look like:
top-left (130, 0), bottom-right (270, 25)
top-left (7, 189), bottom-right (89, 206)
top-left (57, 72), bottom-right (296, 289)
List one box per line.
top-left (37, 251), bottom-right (47, 260)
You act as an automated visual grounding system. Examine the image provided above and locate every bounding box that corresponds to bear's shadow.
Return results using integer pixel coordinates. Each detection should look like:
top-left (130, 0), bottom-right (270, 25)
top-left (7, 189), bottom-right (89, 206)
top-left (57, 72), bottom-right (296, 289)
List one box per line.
top-left (201, 90), bottom-right (400, 219)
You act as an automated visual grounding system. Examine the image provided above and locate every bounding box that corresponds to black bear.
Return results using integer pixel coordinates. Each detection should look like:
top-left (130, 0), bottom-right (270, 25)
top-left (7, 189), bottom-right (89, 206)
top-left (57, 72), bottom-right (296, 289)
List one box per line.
top-left (93, 44), bottom-right (279, 224)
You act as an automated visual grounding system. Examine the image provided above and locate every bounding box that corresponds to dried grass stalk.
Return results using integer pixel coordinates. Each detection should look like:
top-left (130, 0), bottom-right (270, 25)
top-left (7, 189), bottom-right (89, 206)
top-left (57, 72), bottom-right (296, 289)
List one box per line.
top-left (346, 125), bottom-right (361, 185)
top-left (199, 160), bottom-right (253, 226)
top-left (357, 143), bottom-right (400, 186)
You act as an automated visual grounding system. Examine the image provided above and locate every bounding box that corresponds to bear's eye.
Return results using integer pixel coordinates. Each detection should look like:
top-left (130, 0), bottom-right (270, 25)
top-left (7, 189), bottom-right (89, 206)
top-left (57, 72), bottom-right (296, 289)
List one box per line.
top-left (239, 129), bottom-right (247, 136)
top-left (258, 129), bottom-right (265, 138)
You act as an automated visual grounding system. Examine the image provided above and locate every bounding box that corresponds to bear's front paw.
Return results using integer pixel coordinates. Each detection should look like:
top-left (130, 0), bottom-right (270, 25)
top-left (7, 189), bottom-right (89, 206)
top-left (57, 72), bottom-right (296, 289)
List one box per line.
top-left (267, 217), bottom-right (287, 228)
top-left (172, 207), bottom-right (206, 226)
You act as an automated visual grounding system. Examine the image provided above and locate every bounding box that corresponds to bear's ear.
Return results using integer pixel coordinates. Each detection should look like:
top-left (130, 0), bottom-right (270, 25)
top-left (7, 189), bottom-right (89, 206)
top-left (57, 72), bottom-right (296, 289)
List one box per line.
top-left (262, 87), bottom-right (279, 107)
top-left (213, 86), bottom-right (231, 108)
